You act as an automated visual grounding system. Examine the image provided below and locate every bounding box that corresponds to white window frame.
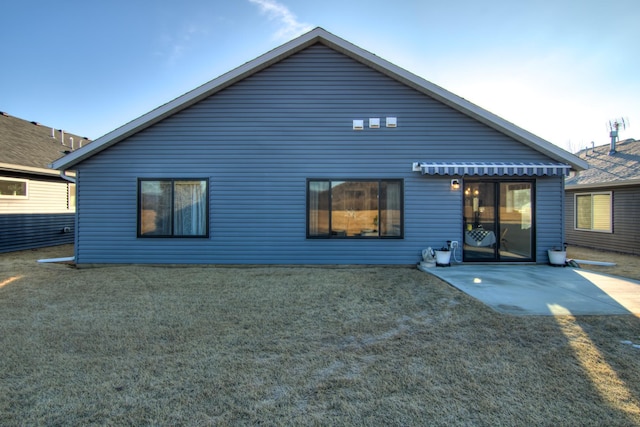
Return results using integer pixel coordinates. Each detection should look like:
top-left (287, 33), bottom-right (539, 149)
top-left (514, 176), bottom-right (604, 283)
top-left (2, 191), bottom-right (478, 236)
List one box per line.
top-left (574, 191), bottom-right (612, 233)
top-left (0, 177), bottom-right (29, 199)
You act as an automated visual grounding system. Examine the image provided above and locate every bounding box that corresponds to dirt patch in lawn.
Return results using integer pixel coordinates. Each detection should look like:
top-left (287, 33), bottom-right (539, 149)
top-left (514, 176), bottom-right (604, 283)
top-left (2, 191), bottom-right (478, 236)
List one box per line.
top-left (1, 244), bottom-right (640, 425)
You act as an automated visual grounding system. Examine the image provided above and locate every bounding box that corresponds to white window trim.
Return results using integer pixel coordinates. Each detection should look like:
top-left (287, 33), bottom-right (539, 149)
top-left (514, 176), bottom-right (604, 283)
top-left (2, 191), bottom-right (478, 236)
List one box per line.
top-left (574, 191), bottom-right (612, 233)
top-left (0, 177), bottom-right (29, 199)
top-left (67, 183), bottom-right (76, 210)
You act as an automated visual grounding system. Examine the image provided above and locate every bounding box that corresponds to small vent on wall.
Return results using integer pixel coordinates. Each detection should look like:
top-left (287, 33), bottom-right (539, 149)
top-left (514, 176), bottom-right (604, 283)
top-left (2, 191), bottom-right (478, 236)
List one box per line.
top-left (386, 117), bottom-right (397, 128)
top-left (353, 120), bottom-right (364, 130)
top-left (369, 118), bottom-right (380, 128)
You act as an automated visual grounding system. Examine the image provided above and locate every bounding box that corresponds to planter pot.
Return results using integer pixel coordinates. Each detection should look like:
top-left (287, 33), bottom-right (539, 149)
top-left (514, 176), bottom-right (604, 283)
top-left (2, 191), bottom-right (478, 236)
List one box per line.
top-left (435, 250), bottom-right (451, 267)
top-left (548, 250), bottom-right (567, 266)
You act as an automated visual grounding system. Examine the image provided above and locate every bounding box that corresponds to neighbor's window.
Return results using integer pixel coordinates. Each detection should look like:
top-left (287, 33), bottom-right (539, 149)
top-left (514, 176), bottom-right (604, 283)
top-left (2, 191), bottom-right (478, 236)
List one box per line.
top-left (307, 179), bottom-right (403, 238)
top-left (0, 178), bottom-right (28, 198)
top-left (575, 192), bottom-right (612, 232)
top-left (138, 179), bottom-right (208, 237)
top-left (68, 183), bottom-right (76, 209)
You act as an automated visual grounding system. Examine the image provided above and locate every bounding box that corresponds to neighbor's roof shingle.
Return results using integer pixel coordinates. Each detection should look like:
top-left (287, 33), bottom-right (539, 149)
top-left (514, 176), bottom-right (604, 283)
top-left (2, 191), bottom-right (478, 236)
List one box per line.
top-left (565, 139), bottom-right (640, 188)
top-left (0, 112), bottom-right (89, 171)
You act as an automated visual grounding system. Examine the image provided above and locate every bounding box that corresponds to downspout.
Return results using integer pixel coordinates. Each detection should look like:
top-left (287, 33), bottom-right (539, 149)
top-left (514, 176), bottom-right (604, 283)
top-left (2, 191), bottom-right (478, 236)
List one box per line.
top-left (59, 170), bottom-right (76, 183)
top-left (58, 170), bottom-right (77, 264)
top-left (560, 170), bottom-right (566, 252)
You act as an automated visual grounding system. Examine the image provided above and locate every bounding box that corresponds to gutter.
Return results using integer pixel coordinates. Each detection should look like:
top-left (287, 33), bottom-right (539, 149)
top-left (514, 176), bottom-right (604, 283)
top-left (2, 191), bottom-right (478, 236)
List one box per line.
top-left (0, 162), bottom-right (61, 177)
top-left (565, 178), bottom-right (640, 191)
top-left (59, 170), bottom-right (76, 183)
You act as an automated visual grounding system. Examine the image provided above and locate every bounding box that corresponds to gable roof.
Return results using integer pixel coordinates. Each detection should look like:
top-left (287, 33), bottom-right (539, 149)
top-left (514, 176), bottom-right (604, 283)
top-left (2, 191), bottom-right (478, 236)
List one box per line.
top-left (50, 27), bottom-right (588, 172)
top-left (0, 112), bottom-right (89, 176)
top-left (565, 139), bottom-right (640, 189)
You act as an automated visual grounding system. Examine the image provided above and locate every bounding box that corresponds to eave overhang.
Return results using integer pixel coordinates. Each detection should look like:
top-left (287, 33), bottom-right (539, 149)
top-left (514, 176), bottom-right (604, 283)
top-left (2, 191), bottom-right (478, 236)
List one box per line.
top-left (0, 162), bottom-right (65, 177)
top-left (565, 178), bottom-right (640, 190)
top-left (50, 28), bottom-right (589, 173)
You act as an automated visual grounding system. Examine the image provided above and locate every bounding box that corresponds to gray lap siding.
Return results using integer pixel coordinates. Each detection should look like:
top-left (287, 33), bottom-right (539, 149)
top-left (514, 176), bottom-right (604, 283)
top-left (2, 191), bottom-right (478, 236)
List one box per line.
top-left (565, 186), bottom-right (640, 255)
top-left (74, 45), bottom-right (561, 264)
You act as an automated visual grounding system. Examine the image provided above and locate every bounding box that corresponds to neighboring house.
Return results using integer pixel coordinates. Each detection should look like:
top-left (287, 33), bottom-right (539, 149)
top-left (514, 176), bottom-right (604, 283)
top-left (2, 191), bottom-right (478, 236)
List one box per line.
top-left (565, 138), bottom-right (640, 255)
top-left (0, 112), bottom-right (88, 253)
top-left (51, 28), bottom-right (587, 266)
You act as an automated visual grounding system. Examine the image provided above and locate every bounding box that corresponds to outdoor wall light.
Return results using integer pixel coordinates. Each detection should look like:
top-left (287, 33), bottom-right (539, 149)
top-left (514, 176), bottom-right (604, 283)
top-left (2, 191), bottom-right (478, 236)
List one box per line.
top-left (451, 179), bottom-right (460, 190)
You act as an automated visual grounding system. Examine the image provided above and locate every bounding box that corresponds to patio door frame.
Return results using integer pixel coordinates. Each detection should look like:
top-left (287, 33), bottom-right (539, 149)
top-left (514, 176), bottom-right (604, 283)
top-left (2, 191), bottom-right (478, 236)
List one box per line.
top-left (462, 178), bottom-right (536, 262)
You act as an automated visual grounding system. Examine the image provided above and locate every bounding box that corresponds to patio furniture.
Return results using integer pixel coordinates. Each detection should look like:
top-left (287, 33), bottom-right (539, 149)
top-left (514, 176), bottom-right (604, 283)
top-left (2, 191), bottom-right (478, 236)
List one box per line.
top-left (465, 228), bottom-right (496, 247)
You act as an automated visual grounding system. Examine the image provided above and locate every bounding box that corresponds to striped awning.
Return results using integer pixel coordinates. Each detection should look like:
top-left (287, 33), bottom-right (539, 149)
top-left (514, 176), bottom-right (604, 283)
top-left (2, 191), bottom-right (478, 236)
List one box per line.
top-left (417, 162), bottom-right (571, 177)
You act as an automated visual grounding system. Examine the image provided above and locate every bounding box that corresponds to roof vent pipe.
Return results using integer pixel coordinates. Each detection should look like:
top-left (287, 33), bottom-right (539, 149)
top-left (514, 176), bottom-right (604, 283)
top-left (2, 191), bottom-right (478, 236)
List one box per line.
top-left (51, 127), bottom-right (55, 139)
top-left (70, 137), bottom-right (74, 150)
top-left (609, 130), bottom-right (617, 155)
top-left (60, 129), bottom-right (65, 145)
top-left (607, 118), bottom-right (628, 155)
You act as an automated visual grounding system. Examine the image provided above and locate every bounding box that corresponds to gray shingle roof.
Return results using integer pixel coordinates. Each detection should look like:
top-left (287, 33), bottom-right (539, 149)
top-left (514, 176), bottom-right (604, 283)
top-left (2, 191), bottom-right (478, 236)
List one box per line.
top-left (0, 112), bottom-right (89, 171)
top-left (565, 138), bottom-right (640, 188)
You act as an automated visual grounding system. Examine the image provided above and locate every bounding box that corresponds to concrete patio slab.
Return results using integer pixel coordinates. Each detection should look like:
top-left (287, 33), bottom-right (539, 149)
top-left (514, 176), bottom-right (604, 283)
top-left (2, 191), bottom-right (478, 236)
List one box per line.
top-left (422, 264), bottom-right (640, 316)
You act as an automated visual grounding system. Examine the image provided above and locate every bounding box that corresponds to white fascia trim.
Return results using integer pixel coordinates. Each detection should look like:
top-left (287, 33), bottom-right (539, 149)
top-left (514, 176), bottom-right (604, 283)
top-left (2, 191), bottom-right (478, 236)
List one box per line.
top-left (0, 162), bottom-right (61, 177)
top-left (50, 27), bottom-right (588, 172)
top-left (50, 30), bottom-right (325, 171)
top-left (565, 178), bottom-right (640, 190)
top-left (318, 31), bottom-right (588, 171)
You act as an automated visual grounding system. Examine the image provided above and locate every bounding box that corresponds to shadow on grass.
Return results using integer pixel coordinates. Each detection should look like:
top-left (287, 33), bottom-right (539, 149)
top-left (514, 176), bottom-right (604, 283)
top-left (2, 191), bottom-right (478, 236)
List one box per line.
top-left (1, 245), bottom-right (640, 425)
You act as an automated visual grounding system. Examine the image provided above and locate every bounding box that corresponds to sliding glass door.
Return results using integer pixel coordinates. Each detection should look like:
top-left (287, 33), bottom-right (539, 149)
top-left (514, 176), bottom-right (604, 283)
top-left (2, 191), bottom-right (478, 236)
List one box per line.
top-left (463, 180), bottom-right (534, 262)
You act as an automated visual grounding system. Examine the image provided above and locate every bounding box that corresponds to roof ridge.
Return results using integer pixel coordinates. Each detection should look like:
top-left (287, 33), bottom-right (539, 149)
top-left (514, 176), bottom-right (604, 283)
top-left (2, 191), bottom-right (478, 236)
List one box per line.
top-left (50, 27), bottom-right (587, 171)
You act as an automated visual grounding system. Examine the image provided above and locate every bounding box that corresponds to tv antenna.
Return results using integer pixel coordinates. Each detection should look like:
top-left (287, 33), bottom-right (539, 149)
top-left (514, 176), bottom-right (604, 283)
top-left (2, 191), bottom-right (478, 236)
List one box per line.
top-left (607, 117), bottom-right (629, 154)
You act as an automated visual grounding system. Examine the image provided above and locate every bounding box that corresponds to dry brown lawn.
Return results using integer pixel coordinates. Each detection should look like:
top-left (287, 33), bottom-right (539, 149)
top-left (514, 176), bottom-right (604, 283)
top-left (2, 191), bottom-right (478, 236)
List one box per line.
top-left (2, 244), bottom-right (640, 425)
top-left (567, 246), bottom-right (640, 282)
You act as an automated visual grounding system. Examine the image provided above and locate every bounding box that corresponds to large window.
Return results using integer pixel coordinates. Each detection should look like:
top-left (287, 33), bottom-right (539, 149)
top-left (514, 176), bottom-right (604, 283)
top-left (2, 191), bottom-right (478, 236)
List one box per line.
top-left (138, 179), bottom-right (209, 237)
top-left (0, 178), bottom-right (28, 198)
top-left (575, 192), bottom-right (612, 232)
top-left (307, 179), bottom-right (403, 238)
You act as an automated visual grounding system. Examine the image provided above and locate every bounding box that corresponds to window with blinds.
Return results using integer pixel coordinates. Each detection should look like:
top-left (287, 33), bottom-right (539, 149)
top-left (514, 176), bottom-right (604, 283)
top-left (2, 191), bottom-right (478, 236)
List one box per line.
top-left (575, 192), bottom-right (612, 232)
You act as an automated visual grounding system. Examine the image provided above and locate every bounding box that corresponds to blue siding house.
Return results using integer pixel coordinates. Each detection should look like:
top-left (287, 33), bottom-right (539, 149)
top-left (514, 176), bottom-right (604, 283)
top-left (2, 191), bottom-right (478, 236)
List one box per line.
top-left (51, 28), bottom-right (587, 265)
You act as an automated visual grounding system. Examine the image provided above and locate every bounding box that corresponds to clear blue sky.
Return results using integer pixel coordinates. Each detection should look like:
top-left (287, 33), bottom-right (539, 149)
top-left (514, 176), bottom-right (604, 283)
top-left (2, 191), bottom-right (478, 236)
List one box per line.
top-left (1, 0), bottom-right (638, 152)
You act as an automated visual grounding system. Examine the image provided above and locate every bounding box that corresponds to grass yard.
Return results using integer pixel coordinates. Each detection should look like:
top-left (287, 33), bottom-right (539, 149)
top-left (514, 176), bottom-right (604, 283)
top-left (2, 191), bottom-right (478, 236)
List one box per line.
top-left (2, 245), bottom-right (640, 425)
